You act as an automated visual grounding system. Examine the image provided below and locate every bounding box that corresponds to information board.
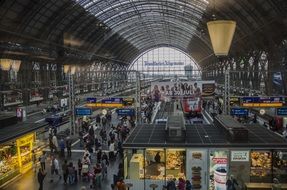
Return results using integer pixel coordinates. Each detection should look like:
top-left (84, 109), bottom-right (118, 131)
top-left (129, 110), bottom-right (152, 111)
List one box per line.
top-left (277, 108), bottom-right (287, 116)
top-left (230, 108), bottom-right (249, 116)
top-left (116, 109), bottom-right (135, 116)
top-left (241, 96), bottom-right (285, 107)
top-left (101, 98), bottom-right (123, 103)
top-left (86, 98), bottom-right (97, 103)
top-left (75, 107), bottom-right (92, 116)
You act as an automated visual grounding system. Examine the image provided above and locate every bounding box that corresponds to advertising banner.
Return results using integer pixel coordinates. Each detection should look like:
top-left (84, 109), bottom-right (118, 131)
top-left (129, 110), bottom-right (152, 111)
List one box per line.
top-left (209, 150), bottom-right (228, 190)
top-left (150, 81), bottom-right (215, 101)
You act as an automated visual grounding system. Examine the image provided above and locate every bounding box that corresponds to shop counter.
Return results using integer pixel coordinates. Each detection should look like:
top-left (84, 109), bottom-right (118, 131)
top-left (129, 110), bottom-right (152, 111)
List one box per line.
top-left (245, 182), bottom-right (287, 190)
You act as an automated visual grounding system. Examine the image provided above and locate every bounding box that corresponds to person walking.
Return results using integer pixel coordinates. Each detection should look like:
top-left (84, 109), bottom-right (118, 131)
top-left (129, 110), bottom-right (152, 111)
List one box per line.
top-left (39, 152), bottom-right (47, 170)
top-left (37, 168), bottom-right (47, 190)
top-left (226, 175), bottom-right (239, 190)
top-left (185, 180), bottom-right (192, 190)
top-left (116, 178), bottom-right (126, 190)
top-left (177, 178), bottom-right (186, 190)
top-left (59, 138), bottom-right (65, 158)
top-left (272, 178), bottom-right (282, 190)
top-left (78, 159), bottom-right (83, 180)
top-left (62, 160), bottom-right (68, 184)
top-left (66, 136), bottom-right (72, 157)
top-left (50, 156), bottom-right (61, 182)
top-left (52, 134), bottom-right (58, 154)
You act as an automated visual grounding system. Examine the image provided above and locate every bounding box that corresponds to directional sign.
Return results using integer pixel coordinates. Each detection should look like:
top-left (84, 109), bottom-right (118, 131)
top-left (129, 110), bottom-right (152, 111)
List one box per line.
top-left (277, 108), bottom-right (287, 116)
top-left (101, 98), bottom-right (123, 103)
top-left (75, 107), bottom-right (92, 116)
top-left (230, 108), bottom-right (249, 116)
top-left (86, 98), bottom-right (97, 103)
top-left (116, 108), bottom-right (135, 116)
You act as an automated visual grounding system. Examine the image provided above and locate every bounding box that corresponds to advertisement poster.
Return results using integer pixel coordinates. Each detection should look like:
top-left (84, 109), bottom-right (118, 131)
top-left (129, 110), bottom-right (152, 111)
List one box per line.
top-left (209, 150), bottom-right (228, 190)
top-left (150, 81), bottom-right (215, 101)
top-left (186, 150), bottom-right (207, 190)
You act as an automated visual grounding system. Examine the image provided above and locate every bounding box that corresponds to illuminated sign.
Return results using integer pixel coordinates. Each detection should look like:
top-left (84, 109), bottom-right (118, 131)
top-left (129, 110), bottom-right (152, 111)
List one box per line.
top-left (86, 103), bottom-right (123, 108)
top-left (241, 97), bottom-right (285, 107)
top-left (75, 108), bottom-right (92, 115)
top-left (242, 103), bottom-right (283, 107)
top-left (230, 108), bottom-right (249, 116)
top-left (230, 97), bottom-right (240, 105)
top-left (277, 108), bottom-right (287, 116)
top-left (86, 98), bottom-right (97, 103)
top-left (231, 151), bottom-right (249, 162)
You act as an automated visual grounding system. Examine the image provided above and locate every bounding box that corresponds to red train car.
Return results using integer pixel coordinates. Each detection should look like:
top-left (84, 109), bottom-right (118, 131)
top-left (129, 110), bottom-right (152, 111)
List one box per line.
top-left (182, 97), bottom-right (202, 118)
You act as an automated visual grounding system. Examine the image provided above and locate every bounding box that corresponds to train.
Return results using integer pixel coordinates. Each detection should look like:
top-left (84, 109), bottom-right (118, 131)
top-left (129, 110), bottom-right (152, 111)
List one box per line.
top-left (181, 97), bottom-right (202, 118)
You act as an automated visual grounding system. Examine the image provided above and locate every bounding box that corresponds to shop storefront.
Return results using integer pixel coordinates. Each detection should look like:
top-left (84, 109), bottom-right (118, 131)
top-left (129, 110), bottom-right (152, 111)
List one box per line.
top-left (123, 148), bottom-right (287, 190)
top-left (123, 124), bottom-right (287, 190)
top-left (0, 132), bottom-right (45, 187)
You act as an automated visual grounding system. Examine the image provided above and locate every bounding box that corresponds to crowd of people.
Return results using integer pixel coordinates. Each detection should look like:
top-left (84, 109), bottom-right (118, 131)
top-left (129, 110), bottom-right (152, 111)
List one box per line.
top-left (36, 108), bottom-right (135, 190)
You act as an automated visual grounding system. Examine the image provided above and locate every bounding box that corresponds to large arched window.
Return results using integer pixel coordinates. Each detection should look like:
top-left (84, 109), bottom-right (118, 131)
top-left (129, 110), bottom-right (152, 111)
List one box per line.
top-left (130, 47), bottom-right (201, 79)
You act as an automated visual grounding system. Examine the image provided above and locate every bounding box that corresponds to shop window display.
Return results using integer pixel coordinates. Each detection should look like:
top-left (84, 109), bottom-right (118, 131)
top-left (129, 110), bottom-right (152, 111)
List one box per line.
top-left (166, 149), bottom-right (186, 180)
top-left (0, 145), bottom-right (20, 186)
top-left (273, 151), bottom-right (287, 183)
top-left (250, 151), bottom-right (272, 182)
top-left (145, 149), bottom-right (165, 180)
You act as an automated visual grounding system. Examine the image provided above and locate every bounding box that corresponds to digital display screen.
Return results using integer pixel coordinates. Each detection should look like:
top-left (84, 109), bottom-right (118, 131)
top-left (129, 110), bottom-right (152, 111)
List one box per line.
top-left (277, 108), bottom-right (287, 116)
top-left (101, 98), bottom-right (123, 103)
top-left (116, 109), bottom-right (135, 116)
top-left (86, 98), bottom-right (97, 103)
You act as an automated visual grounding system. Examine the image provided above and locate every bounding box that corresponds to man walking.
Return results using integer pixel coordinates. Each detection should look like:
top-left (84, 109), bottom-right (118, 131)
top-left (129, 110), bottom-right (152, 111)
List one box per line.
top-left (37, 168), bottom-right (47, 190)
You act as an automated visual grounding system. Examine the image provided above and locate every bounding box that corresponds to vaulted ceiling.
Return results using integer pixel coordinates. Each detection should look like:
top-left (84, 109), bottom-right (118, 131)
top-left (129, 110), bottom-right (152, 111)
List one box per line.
top-left (0, 0), bottom-right (287, 66)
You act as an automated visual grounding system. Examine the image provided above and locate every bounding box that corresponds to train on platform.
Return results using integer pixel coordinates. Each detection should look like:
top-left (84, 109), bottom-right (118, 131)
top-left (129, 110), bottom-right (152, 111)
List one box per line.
top-left (181, 97), bottom-right (203, 118)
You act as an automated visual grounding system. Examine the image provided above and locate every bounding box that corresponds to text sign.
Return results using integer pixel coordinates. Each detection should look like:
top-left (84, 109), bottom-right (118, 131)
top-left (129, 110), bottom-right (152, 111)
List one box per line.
top-left (230, 108), bottom-right (249, 116)
top-left (277, 108), bottom-right (287, 116)
top-left (231, 151), bottom-right (249, 162)
top-left (101, 98), bottom-right (123, 103)
top-left (75, 108), bottom-right (92, 116)
top-left (86, 98), bottom-right (97, 103)
top-left (116, 109), bottom-right (135, 116)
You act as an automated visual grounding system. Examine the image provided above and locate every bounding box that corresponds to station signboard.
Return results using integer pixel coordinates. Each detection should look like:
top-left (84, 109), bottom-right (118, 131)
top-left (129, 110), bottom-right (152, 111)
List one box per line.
top-left (116, 108), bottom-right (135, 116)
top-left (230, 108), bottom-right (249, 116)
top-left (75, 107), bottom-right (92, 116)
top-left (86, 98), bottom-right (97, 103)
top-left (241, 97), bottom-right (285, 107)
top-left (86, 103), bottom-right (123, 108)
top-left (101, 98), bottom-right (123, 103)
top-left (277, 108), bottom-right (287, 116)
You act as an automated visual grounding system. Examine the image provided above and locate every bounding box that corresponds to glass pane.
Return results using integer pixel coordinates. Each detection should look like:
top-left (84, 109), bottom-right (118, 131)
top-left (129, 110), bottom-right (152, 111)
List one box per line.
top-left (145, 149), bottom-right (165, 180)
top-left (273, 151), bottom-right (287, 183)
top-left (250, 151), bottom-right (272, 183)
top-left (166, 149), bottom-right (186, 180)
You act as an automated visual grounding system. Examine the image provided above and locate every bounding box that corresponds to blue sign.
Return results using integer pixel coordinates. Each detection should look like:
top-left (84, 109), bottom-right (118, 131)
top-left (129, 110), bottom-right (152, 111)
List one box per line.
top-left (116, 109), bottom-right (135, 116)
top-left (75, 108), bottom-right (92, 116)
top-left (101, 98), bottom-right (123, 103)
top-left (230, 108), bottom-right (249, 116)
top-left (242, 97), bottom-right (285, 103)
top-left (86, 98), bottom-right (97, 103)
top-left (277, 108), bottom-right (287, 116)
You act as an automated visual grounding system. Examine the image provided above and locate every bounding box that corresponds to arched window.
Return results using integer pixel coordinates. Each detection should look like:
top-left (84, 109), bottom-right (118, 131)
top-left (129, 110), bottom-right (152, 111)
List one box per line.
top-left (129, 47), bottom-right (201, 79)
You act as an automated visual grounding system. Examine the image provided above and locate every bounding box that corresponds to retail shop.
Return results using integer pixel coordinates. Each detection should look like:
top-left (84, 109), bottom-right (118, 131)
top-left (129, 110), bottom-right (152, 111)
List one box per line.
top-left (0, 125), bottom-right (47, 187)
top-left (123, 123), bottom-right (287, 190)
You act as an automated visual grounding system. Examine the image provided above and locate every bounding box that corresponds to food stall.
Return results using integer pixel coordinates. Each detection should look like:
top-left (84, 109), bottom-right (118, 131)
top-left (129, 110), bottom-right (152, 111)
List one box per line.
top-left (123, 123), bottom-right (287, 190)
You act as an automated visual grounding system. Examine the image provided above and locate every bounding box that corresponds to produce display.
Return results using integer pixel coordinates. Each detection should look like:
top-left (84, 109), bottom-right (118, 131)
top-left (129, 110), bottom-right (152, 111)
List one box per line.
top-left (166, 151), bottom-right (183, 169)
top-left (0, 146), bottom-right (19, 177)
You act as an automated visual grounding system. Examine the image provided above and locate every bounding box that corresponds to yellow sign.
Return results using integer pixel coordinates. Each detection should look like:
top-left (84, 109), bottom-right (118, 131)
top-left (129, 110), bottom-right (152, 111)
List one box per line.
top-left (16, 133), bottom-right (35, 146)
top-left (242, 103), bottom-right (283, 107)
top-left (86, 103), bottom-right (124, 108)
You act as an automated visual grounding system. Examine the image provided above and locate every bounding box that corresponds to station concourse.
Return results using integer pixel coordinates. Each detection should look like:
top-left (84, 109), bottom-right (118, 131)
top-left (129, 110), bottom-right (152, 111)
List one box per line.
top-left (0, 0), bottom-right (287, 190)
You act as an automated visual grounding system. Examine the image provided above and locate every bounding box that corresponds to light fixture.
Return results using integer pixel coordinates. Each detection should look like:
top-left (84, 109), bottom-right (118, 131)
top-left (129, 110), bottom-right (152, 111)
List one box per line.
top-left (0, 59), bottom-right (12, 71)
top-left (207, 20), bottom-right (236, 56)
top-left (12, 60), bottom-right (21, 72)
top-left (63, 65), bottom-right (70, 74)
top-left (70, 65), bottom-right (76, 75)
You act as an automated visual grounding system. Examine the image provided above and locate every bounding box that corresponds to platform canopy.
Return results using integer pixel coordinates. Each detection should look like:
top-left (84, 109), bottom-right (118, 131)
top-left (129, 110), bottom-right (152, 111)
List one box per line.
top-left (0, 0), bottom-right (286, 65)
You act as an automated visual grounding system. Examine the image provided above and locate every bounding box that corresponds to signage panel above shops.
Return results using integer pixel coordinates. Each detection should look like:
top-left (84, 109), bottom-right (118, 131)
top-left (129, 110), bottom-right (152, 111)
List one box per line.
top-left (86, 103), bottom-right (123, 108)
top-left (241, 96), bottom-right (286, 107)
top-left (101, 98), bottom-right (123, 103)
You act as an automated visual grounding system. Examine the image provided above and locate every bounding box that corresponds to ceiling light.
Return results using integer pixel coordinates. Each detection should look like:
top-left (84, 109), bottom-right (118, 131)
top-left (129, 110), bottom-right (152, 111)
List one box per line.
top-left (207, 20), bottom-right (236, 56)
top-left (0, 59), bottom-right (12, 71)
top-left (12, 60), bottom-right (21, 72)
